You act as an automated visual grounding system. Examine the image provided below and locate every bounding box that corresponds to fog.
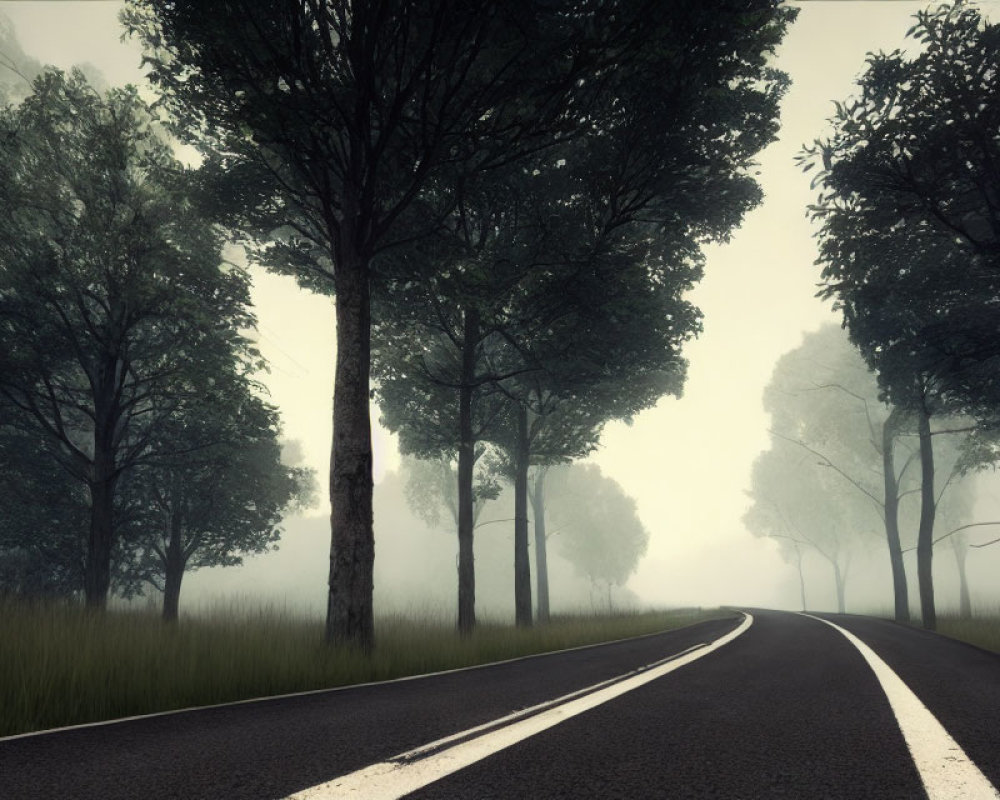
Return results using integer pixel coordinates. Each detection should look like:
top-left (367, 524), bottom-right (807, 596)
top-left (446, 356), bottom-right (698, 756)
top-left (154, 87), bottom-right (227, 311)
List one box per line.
top-left (4, 0), bottom-right (1000, 621)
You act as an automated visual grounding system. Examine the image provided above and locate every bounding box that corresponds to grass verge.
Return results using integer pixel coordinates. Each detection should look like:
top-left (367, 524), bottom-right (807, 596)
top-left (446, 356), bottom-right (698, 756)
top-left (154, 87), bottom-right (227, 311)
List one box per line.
top-left (935, 614), bottom-right (1000, 655)
top-left (0, 600), bottom-right (731, 738)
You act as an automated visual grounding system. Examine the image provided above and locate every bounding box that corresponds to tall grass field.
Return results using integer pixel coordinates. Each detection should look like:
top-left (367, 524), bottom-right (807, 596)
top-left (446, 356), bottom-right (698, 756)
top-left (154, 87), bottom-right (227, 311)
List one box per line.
top-left (0, 600), bottom-right (729, 738)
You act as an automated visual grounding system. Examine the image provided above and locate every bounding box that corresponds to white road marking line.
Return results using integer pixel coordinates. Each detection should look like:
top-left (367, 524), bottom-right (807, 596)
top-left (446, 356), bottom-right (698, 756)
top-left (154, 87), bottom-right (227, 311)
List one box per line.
top-left (804, 614), bottom-right (1000, 800)
top-left (392, 643), bottom-right (707, 763)
top-left (286, 613), bottom-right (753, 800)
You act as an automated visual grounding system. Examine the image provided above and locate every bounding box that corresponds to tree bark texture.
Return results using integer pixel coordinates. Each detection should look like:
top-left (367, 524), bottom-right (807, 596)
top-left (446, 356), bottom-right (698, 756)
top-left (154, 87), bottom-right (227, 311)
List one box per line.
top-left (916, 405), bottom-right (937, 631)
top-left (882, 410), bottom-right (910, 623)
top-left (513, 404), bottom-right (532, 627)
top-left (162, 502), bottom-right (185, 622)
top-left (530, 468), bottom-right (550, 624)
top-left (456, 307), bottom-right (479, 635)
top-left (326, 250), bottom-right (375, 651)
top-left (84, 475), bottom-right (115, 609)
top-left (84, 401), bottom-right (118, 608)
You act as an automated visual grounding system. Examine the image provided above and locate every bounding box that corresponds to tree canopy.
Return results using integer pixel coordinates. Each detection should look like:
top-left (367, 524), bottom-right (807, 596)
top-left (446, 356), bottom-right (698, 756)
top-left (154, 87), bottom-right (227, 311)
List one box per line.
top-left (544, 464), bottom-right (649, 592)
top-left (0, 69), bottom-right (264, 607)
top-left (125, 0), bottom-right (796, 648)
top-left (802, 3), bottom-right (1000, 416)
top-left (124, 377), bottom-right (315, 620)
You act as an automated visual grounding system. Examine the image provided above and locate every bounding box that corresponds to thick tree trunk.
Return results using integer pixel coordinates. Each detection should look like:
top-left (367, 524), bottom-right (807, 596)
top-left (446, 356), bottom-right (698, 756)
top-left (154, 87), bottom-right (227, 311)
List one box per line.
top-left (84, 475), bottom-right (115, 608)
top-left (326, 250), bottom-right (375, 651)
top-left (162, 567), bottom-right (183, 622)
top-left (954, 543), bottom-right (972, 619)
top-left (513, 404), bottom-right (532, 627)
top-left (882, 410), bottom-right (910, 623)
top-left (162, 505), bottom-right (185, 622)
top-left (84, 412), bottom-right (117, 608)
top-left (530, 468), bottom-right (550, 624)
top-left (916, 405), bottom-right (937, 631)
top-left (456, 307), bottom-right (479, 635)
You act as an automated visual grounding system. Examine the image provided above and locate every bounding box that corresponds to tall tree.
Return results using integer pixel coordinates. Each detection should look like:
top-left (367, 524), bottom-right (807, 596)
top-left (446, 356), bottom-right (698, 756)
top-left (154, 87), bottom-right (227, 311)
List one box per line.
top-left (125, 0), bottom-right (795, 649)
top-left (802, 4), bottom-right (1000, 416)
top-left (125, 384), bottom-right (315, 620)
top-left (376, 319), bottom-right (510, 634)
top-left (124, 0), bottom-right (608, 648)
top-left (0, 70), bottom-right (258, 608)
top-left (746, 440), bottom-right (878, 613)
top-left (759, 325), bottom-right (917, 619)
top-left (802, 5), bottom-right (1000, 627)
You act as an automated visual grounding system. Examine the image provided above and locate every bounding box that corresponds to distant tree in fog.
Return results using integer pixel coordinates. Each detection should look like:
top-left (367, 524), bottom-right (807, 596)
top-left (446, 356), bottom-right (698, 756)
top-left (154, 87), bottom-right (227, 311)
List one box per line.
top-left (746, 439), bottom-right (879, 613)
top-left (542, 464), bottom-right (649, 606)
top-left (0, 14), bottom-right (43, 104)
top-left (757, 325), bottom-right (913, 618)
top-left (755, 326), bottom-right (999, 621)
top-left (401, 455), bottom-right (500, 532)
top-left (932, 476), bottom-right (976, 619)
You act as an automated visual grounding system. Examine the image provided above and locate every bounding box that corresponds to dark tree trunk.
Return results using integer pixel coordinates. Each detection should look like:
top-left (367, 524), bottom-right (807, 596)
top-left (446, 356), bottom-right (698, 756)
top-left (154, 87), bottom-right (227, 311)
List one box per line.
top-left (882, 409), bottom-right (910, 623)
top-left (456, 307), bottom-right (479, 635)
top-left (84, 408), bottom-right (117, 608)
top-left (954, 543), bottom-right (972, 619)
top-left (530, 467), bottom-right (550, 624)
top-left (84, 474), bottom-right (115, 608)
top-left (162, 565), bottom-right (183, 622)
top-left (513, 404), bottom-right (532, 627)
top-left (162, 504), bottom-right (185, 622)
top-left (916, 405), bottom-right (937, 631)
top-left (326, 248), bottom-right (375, 651)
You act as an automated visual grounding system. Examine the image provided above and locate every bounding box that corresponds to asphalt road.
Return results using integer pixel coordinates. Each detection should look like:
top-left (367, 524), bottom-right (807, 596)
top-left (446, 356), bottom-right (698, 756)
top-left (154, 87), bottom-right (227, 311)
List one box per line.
top-left (2, 609), bottom-right (998, 799)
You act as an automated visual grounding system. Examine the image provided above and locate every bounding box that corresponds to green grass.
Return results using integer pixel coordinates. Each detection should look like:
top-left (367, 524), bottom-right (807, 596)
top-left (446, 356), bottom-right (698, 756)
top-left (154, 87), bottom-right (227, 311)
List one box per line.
top-left (935, 613), bottom-right (1000, 655)
top-left (0, 599), bottom-right (730, 738)
top-left (854, 604), bottom-right (1000, 655)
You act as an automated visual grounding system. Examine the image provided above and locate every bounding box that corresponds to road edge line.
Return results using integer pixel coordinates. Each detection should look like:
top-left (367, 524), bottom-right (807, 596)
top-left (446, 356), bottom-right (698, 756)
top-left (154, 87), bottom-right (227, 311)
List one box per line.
top-left (803, 614), bottom-right (1000, 800)
top-left (285, 612), bottom-right (753, 799)
top-left (0, 612), bottom-right (736, 743)
top-left (392, 643), bottom-right (707, 763)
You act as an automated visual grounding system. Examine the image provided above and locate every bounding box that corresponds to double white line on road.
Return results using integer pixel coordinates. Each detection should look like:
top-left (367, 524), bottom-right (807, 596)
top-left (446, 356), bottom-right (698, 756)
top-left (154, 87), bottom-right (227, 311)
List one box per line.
top-left (286, 613), bottom-right (753, 799)
top-left (806, 615), bottom-right (1000, 800)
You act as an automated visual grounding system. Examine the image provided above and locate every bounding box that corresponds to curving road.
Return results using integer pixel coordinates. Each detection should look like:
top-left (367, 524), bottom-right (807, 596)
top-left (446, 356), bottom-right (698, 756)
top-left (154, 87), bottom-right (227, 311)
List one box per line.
top-left (2, 610), bottom-right (999, 799)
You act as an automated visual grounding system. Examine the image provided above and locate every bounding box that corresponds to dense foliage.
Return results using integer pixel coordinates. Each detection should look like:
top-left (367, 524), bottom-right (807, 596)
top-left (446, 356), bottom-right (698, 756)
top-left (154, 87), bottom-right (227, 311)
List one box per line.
top-left (0, 70), bottom-right (305, 613)
top-left (125, 0), bottom-right (796, 646)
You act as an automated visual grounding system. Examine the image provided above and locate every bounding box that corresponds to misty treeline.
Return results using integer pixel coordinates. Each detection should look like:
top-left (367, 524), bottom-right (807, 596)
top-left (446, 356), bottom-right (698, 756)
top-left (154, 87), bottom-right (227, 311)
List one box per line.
top-left (398, 456), bottom-right (649, 619)
top-left (747, 324), bottom-right (997, 624)
top-left (108, 0), bottom-right (800, 648)
top-left (748, 4), bottom-right (1000, 630)
top-left (0, 64), bottom-right (315, 619)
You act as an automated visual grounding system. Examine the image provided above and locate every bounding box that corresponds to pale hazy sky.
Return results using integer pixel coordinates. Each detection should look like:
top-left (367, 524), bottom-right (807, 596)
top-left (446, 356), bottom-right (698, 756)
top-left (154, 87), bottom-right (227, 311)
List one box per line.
top-left (4, 0), bottom-right (1000, 613)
